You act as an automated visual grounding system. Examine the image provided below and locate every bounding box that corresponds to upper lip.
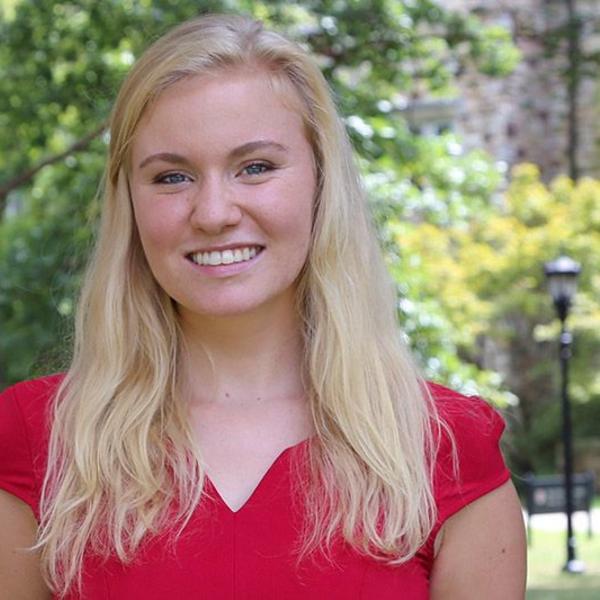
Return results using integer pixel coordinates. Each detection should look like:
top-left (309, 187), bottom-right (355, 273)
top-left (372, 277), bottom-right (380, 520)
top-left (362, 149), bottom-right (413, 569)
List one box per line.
top-left (185, 243), bottom-right (265, 254)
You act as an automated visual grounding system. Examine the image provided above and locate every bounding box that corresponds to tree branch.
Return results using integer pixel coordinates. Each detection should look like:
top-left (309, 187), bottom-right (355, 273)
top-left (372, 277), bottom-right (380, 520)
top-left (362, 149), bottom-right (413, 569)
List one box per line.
top-left (0, 121), bottom-right (108, 212)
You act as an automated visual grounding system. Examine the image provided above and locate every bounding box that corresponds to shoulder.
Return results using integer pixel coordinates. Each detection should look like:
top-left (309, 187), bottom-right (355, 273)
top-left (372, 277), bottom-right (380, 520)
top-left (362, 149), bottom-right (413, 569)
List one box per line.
top-left (428, 381), bottom-right (505, 431)
top-left (0, 374), bottom-right (63, 443)
top-left (425, 385), bottom-right (526, 597)
top-left (1, 373), bottom-right (64, 410)
top-left (0, 374), bottom-right (64, 519)
top-left (426, 382), bottom-right (510, 523)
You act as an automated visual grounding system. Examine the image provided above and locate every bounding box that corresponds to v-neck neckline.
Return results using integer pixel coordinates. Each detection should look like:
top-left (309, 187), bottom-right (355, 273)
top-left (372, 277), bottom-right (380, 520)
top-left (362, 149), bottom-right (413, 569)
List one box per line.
top-left (205, 437), bottom-right (310, 514)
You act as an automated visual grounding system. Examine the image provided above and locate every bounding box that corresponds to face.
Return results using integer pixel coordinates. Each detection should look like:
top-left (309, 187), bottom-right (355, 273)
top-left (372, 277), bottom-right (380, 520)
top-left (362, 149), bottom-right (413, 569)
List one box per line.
top-left (129, 70), bottom-right (316, 324)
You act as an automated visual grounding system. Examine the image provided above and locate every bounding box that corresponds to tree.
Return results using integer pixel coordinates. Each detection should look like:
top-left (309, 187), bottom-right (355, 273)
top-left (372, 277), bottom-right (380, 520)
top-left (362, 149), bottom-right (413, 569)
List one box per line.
top-left (391, 163), bottom-right (600, 472)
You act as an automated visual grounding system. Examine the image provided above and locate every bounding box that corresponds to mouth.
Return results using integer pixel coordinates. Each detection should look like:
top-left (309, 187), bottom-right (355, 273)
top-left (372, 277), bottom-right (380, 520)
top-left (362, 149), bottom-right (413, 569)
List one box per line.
top-left (186, 245), bottom-right (264, 267)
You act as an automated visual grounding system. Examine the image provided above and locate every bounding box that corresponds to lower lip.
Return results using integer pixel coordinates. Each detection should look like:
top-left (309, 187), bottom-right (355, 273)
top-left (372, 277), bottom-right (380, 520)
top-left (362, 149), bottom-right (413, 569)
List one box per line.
top-left (185, 249), bottom-right (264, 278)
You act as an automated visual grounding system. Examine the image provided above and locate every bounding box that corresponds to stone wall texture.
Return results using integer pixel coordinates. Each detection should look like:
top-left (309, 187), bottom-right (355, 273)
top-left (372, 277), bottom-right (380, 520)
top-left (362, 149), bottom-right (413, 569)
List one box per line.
top-left (440, 0), bottom-right (600, 180)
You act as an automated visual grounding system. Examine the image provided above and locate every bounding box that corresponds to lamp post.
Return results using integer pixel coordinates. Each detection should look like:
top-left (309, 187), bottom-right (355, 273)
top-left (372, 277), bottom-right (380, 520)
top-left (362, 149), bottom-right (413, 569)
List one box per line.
top-left (544, 255), bottom-right (584, 574)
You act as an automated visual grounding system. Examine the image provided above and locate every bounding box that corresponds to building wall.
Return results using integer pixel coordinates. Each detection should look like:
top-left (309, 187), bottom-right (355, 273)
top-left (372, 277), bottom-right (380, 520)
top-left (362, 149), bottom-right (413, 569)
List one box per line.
top-left (436, 0), bottom-right (600, 180)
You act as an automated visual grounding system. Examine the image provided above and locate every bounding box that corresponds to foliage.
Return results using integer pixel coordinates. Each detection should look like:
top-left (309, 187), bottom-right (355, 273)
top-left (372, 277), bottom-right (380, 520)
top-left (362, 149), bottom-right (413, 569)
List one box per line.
top-left (0, 0), bottom-right (520, 388)
top-left (0, 145), bottom-right (103, 382)
top-left (389, 163), bottom-right (600, 471)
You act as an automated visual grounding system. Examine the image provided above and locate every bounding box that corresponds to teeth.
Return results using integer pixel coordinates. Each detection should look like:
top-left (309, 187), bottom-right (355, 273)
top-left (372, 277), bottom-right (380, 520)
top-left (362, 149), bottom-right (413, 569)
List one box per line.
top-left (190, 246), bottom-right (261, 266)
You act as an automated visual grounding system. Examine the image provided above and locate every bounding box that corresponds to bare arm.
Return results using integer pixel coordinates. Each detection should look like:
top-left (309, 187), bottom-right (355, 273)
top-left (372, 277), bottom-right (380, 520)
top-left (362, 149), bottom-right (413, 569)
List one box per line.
top-left (0, 489), bottom-right (51, 600)
top-left (430, 480), bottom-right (527, 599)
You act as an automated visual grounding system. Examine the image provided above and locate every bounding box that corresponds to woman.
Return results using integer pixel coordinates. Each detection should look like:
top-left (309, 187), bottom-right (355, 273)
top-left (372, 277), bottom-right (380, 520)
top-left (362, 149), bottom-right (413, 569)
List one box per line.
top-left (0, 14), bottom-right (526, 599)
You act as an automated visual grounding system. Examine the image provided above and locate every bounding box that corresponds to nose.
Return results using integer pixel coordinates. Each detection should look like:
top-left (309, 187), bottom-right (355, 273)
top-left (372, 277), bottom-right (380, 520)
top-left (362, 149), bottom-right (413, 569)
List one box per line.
top-left (189, 176), bottom-right (242, 234)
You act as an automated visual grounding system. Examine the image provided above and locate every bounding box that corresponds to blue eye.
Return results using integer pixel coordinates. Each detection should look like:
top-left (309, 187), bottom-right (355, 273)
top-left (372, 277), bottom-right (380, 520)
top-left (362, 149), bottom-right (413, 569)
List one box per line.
top-left (154, 172), bottom-right (190, 185)
top-left (242, 162), bottom-right (272, 176)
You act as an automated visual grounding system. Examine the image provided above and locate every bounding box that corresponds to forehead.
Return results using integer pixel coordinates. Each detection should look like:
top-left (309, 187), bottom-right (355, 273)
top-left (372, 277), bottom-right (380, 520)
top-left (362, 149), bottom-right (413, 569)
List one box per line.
top-left (133, 68), bottom-right (309, 147)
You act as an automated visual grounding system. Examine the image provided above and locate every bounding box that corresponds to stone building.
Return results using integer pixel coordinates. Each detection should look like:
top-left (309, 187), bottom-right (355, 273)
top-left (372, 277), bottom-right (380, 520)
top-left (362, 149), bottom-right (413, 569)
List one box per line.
top-left (403, 0), bottom-right (600, 181)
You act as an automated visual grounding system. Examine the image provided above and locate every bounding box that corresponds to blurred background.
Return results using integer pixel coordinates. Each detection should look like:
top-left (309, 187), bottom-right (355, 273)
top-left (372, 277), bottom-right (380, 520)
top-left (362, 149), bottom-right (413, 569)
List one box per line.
top-left (1, 1), bottom-right (599, 595)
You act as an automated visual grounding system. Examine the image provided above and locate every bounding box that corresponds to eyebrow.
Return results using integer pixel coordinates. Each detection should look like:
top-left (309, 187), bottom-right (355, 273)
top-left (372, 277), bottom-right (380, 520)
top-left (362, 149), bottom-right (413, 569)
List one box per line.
top-left (137, 140), bottom-right (290, 170)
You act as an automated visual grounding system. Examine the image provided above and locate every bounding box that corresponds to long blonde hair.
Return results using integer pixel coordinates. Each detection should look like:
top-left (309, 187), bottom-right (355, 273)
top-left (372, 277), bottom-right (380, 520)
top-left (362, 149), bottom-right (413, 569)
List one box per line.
top-left (38, 14), bottom-right (439, 594)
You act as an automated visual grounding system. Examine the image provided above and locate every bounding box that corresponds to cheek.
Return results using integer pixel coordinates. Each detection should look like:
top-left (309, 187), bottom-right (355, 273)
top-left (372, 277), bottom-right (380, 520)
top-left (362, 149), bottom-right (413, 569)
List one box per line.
top-left (132, 200), bottom-right (180, 251)
top-left (271, 171), bottom-right (315, 240)
top-left (282, 206), bottom-right (314, 271)
top-left (271, 196), bottom-right (313, 247)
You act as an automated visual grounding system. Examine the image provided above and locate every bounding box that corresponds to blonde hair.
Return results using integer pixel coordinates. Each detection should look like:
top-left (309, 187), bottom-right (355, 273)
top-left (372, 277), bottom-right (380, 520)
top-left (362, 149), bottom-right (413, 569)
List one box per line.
top-left (38, 14), bottom-right (440, 594)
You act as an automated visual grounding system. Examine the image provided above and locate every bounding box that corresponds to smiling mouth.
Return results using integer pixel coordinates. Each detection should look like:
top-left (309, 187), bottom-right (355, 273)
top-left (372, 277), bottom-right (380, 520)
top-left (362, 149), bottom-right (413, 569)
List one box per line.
top-left (187, 246), bottom-right (264, 267)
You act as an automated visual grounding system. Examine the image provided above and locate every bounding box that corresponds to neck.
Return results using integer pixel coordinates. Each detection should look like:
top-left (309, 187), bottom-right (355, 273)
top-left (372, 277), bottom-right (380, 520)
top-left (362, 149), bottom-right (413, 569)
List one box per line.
top-left (179, 302), bottom-right (306, 405)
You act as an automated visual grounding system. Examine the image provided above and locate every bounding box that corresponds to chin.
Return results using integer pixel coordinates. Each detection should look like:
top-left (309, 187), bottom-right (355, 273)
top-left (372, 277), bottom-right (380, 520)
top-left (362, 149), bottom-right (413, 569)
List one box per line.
top-left (176, 288), bottom-right (296, 320)
top-left (175, 296), bottom-right (287, 322)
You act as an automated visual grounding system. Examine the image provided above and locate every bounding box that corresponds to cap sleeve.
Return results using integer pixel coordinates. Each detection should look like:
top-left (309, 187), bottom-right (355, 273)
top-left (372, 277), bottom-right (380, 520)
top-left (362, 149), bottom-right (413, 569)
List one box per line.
top-left (430, 384), bottom-right (511, 526)
top-left (0, 376), bottom-right (59, 519)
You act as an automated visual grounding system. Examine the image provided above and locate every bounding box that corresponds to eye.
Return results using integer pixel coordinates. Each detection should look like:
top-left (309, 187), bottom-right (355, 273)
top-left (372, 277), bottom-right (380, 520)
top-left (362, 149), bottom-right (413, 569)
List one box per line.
top-left (153, 172), bottom-right (191, 185)
top-left (241, 162), bottom-right (273, 177)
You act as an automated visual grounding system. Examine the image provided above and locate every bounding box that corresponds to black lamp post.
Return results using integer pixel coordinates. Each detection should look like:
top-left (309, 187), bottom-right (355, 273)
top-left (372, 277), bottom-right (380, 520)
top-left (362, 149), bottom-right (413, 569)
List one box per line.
top-left (544, 255), bottom-right (584, 574)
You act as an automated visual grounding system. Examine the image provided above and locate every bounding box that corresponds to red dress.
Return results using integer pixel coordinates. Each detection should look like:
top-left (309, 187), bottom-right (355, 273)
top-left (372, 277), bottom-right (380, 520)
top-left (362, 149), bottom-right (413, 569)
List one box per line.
top-left (0, 375), bottom-right (509, 599)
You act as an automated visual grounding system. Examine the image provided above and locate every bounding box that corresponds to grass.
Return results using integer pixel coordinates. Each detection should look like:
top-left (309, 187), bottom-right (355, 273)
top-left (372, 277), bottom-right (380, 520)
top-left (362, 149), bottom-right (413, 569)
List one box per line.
top-left (527, 528), bottom-right (600, 599)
